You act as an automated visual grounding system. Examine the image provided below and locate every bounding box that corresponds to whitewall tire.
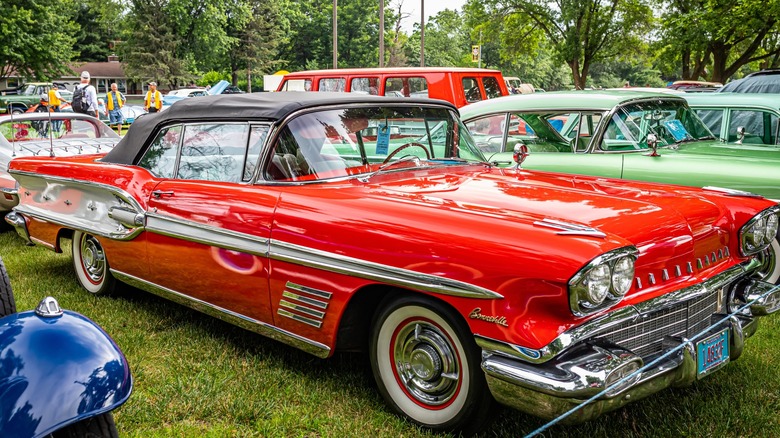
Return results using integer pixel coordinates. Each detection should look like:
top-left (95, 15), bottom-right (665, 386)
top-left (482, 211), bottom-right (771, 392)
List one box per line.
top-left (72, 230), bottom-right (116, 295)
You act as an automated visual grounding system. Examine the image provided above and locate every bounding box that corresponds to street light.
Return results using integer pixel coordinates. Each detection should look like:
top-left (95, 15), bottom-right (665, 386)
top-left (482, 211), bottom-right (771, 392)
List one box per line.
top-left (420, 0), bottom-right (424, 67)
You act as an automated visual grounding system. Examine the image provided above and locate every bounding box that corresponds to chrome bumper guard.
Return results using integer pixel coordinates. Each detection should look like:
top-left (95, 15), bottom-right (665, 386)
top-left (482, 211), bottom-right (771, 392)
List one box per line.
top-left (5, 210), bottom-right (33, 245)
top-left (479, 275), bottom-right (777, 423)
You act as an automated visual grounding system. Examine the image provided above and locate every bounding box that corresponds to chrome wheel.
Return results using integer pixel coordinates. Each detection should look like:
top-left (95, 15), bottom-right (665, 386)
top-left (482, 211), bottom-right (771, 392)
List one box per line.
top-left (72, 230), bottom-right (116, 295)
top-left (392, 320), bottom-right (460, 406)
top-left (370, 296), bottom-right (494, 433)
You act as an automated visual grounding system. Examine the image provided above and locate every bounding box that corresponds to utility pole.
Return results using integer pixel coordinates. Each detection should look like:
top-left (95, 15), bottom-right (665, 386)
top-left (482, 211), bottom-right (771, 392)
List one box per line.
top-left (478, 29), bottom-right (482, 68)
top-left (333, 0), bottom-right (338, 68)
top-left (379, 0), bottom-right (384, 67)
top-left (420, 0), bottom-right (424, 67)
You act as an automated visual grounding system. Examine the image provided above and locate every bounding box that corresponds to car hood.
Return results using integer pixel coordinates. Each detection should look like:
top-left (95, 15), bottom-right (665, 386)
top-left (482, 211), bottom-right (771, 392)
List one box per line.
top-left (359, 165), bottom-right (734, 291)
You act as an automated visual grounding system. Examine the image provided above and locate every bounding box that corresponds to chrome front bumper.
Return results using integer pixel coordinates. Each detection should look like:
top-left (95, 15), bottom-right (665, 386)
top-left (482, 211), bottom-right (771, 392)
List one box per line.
top-left (477, 266), bottom-right (780, 423)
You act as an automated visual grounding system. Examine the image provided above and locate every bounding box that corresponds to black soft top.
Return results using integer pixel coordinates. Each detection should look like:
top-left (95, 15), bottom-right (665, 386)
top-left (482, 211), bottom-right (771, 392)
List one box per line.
top-left (102, 91), bottom-right (456, 165)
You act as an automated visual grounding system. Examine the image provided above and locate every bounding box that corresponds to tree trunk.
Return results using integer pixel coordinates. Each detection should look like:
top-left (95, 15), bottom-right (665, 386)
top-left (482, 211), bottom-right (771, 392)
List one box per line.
top-left (709, 42), bottom-right (728, 83)
top-left (682, 49), bottom-right (691, 80)
top-left (568, 59), bottom-right (586, 89)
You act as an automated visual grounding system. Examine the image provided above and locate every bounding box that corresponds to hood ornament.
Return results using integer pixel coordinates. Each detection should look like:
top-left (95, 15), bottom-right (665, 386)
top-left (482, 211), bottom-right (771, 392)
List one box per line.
top-left (534, 218), bottom-right (607, 238)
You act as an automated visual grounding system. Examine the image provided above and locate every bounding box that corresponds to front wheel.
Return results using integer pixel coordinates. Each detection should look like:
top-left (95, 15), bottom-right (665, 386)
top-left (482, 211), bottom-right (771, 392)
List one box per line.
top-left (755, 237), bottom-right (780, 285)
top-left (369, 295), bottom-right (495, 434)
top-left (72, 230), bottom-right (116, 295)
top-left (53, 412), bottom-right (119, 438)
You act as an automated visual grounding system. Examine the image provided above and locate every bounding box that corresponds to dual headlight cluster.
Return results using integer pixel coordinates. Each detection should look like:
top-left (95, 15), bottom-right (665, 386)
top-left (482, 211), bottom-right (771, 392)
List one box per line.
top-left (740, 206), bottom-right (780, 256)
top-left (569, 247), bottom-right (638, 317)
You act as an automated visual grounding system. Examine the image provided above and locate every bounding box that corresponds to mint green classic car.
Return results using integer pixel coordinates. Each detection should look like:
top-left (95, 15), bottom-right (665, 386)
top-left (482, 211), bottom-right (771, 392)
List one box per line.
top-left (682, 93), bottom-right (780, 145)
top-left (459, 90), bottom-right (780, 284)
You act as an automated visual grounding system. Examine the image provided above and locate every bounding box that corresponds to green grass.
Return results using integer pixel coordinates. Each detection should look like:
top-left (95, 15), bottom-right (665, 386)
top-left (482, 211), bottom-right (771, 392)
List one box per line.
top-left (1, 230), bottom-right (780, 437)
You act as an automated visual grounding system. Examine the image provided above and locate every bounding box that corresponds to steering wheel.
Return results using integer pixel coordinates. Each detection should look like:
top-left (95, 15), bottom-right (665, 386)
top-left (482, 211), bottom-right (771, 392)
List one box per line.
top-left (382, 142), bottom-right (431, 164)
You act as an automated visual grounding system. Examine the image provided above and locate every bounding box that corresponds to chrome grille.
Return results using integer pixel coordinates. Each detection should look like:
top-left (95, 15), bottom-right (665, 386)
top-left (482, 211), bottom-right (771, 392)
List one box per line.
top-left (600, 288), bottom-right (720, 358)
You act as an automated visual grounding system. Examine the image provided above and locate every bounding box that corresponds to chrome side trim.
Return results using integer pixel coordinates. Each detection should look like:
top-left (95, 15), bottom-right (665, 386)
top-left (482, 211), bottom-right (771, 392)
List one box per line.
top-left (111, 270), bottom-right (331, 358)
top-left (534, 218), bottom-right (607, 238)
top-left (476, 258), bottom-right (761, 365)
top-left (270, 240), bottom-right (503, 300)
top-left (145, 212), bottom-right (269, 256)
top-left (277, 282), bottom-right (333, 329)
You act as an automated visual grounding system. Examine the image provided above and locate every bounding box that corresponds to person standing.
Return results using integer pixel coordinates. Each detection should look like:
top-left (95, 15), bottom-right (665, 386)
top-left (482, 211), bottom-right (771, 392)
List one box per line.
top-left (144, 82), bottom-right (162, 113)
top-left (74, 71), bottom-right (99, 118)
top-left (106, 82), bottom-right (126, 135)
top-left (47, 85), bottom-right (66, 133)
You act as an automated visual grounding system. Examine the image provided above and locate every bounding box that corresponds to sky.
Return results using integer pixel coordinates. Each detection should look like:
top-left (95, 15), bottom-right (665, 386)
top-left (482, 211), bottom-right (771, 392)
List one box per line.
top-left (398, 0), bottom-right (468, 33)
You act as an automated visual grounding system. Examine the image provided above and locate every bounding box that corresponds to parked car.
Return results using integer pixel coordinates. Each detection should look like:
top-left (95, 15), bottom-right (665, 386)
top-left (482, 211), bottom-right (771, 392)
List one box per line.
top-left (0, 256), bottom-right (132, 437)
top-left (5, 92), bottom-right (780, 433)
top-left (161, 81), bottom-right (230, 109)
top-left (222, 85), bottom-right (245, 94)
top-left (667, 80), bottom-right (723, 92)
top-left (0, 112), bottom-right (121, 214)
top-left (460, 90), bottom-right (780, 284)
top-left (682, 92), bottom-right (780, 145)
top-left (276, 67), bottom-right (510, 107)
top-left (720, 69), bottom-right (780, 93)
top-left (0, 83), bottom-right (73, 114)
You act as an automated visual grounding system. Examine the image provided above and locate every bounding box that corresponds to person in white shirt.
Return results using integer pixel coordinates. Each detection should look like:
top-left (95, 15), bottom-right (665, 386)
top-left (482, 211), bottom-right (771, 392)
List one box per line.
top-left (77, 71), bottom-right (99, 118)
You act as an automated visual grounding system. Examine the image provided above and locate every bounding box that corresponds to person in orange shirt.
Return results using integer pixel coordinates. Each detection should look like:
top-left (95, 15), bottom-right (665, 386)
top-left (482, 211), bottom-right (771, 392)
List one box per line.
top-left (47, 86), bottom-right (66, 133)
top-left (144, 81), bottom-right (162, 113)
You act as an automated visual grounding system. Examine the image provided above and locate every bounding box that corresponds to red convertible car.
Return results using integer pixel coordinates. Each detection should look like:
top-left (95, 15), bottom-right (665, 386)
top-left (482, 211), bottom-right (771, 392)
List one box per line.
top-left (5, 92), bottom-right (780, 433)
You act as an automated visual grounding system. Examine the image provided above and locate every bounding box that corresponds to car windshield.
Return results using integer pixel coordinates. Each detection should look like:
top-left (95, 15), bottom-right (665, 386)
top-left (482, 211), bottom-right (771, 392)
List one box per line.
top-left (265, 106), bottom-right (486, 182)
top-left (601, 99), bottom-right (712, 151)
top-left (21, 85), bottom-right (38, 96)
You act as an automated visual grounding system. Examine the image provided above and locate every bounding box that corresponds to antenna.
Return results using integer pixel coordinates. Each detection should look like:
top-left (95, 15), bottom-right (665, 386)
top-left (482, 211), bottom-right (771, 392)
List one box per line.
top-left (8, 103), bottom-right (16, 157)
top-left (47, 101), bottom-right (55, 157)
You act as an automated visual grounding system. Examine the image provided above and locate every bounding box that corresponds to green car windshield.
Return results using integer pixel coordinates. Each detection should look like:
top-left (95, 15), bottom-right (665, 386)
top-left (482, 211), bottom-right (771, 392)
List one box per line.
top-left (602, 100), bottom-right (713, 151)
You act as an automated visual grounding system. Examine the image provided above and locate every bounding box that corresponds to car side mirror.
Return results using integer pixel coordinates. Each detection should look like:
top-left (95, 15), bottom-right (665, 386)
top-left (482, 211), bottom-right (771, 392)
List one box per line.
top-left (646, 133), bottom-right (660, 156)
top-left (513, 143), bottom-right (529, 169)
top-left (736, 126), bottom-right (746, 145)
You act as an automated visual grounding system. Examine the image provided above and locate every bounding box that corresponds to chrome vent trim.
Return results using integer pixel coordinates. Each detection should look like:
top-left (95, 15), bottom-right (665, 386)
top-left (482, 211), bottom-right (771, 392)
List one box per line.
top-left (277, 282), bottom-right (333, 328)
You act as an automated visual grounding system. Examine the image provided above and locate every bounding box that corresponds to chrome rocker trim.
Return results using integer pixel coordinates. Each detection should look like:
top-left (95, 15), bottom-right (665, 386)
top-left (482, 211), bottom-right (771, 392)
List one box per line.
top-left (111, 270), bottom-right (332, 358)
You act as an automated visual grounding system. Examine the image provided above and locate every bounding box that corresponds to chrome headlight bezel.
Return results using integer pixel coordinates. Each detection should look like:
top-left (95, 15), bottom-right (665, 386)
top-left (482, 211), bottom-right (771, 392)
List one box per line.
top-left (569, 246), bottom-right (638, 317)
top-left (740, 205), bottom-right (780, 256)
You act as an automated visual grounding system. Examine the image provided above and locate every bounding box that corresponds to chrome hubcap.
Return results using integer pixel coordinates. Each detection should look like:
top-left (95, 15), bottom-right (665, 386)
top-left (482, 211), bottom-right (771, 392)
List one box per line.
top-left (81, 236), bottom-right (105, 283)
top-left (393, 321), bottom-right (459, 406)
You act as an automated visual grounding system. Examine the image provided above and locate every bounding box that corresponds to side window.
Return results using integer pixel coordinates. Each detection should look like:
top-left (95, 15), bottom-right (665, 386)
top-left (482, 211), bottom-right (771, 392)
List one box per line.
top-left (280, 79), bottom-right (311, 91)
top-left (482, 77), bottom-right (503, 99)
top-left (176, 124), bottom-right (249, 183)
top-left (318, 78), bottom-right (346, 92)
top-left (695, 109), bottom-right (724, 139)
top-left (462, 77), bottom-right (483, 103)
top-left (465, 114), bottom-right (506, 155)
top-left (383, 77), bottom-right (427, 97)
top-left (138, 125), bottom-right (183, 178)
top-left (244, 125), bottom-right (269, 181)
top-left (350, 77), bottom-right (379, 95)
top-left (728, 110), bottom-right (779, 144)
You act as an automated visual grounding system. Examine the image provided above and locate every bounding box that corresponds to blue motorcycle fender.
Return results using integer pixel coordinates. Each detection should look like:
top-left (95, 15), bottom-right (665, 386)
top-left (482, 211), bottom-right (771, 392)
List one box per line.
top-left (0, 309), bottom-right (133, 438)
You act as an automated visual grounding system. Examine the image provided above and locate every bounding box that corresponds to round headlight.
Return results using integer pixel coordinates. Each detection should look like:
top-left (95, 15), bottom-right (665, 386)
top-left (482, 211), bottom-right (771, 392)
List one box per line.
top-left (747, 217), bottom-right (767, 248)
top-left (611, 256), bottom-right (634, 297)
top-left (766, 214), bottom-right (779, 242)
top-left (585, 264), bottom-right (611, 305)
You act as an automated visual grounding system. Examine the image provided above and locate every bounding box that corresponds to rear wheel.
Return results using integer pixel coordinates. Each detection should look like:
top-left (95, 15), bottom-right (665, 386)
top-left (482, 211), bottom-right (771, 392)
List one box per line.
top-left (72, 230), bottom-right (116, 295)
top-left (53, 412), bottom-right (119, 438)
top-left (0, 256), bottom-right (16, 317)
top-left (369, 295), bottom-right (495, 434)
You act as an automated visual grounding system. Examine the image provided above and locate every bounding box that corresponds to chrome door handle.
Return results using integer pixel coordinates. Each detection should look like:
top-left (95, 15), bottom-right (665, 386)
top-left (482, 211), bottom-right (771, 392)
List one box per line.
top-left (152, 190), bottom-right (174, 198)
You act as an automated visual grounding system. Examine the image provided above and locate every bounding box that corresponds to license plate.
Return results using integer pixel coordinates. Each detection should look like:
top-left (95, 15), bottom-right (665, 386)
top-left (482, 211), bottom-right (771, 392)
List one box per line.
top-left (696, 328), bottom-right (730, 377)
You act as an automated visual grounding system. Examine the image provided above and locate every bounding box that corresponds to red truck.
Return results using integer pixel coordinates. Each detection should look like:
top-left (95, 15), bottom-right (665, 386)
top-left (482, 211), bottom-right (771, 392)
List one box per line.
top-left (276, 67), bottom-right (509, 107)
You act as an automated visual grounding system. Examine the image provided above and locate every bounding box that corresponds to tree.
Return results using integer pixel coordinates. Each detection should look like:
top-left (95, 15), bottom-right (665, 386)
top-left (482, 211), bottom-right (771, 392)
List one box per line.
top-left (118, 0), bottom-right (192, 88)
top-left (72, 0), bottom-right (124, 62)
top-left (405, 9), bottom-right (472, 67)
top-left (224, 0), bottom-right (289, 86)
top-left (469, 0), bottom-right (653, 89)
top-left (658, 0), bottom-right (780, 83)
top-left (0, 0), bottom-right (77, 82)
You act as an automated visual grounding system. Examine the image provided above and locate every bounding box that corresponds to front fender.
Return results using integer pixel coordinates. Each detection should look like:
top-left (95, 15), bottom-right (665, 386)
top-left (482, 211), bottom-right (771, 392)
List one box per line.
top-left (0, 307), bottom-right (132, 438)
